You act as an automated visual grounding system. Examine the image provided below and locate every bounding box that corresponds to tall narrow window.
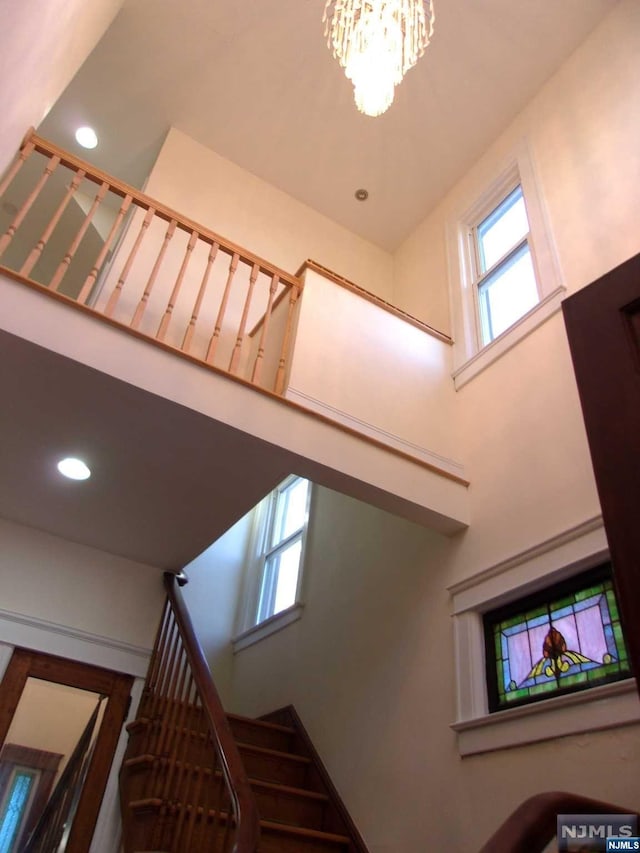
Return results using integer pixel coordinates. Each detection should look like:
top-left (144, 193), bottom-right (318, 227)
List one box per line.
top-left (256, 476), bottom-right (311, 625)
top-left (0, 768), bottom-right (38, 853)
top-left (472, 184), bottom-right (539, 345)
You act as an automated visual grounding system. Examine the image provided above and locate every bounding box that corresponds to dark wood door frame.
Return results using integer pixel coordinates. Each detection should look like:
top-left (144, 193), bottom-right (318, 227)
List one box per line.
top-left (563, 251), bottom-right (640, 694)
top-left (0, 647), bottom-right (133, 853)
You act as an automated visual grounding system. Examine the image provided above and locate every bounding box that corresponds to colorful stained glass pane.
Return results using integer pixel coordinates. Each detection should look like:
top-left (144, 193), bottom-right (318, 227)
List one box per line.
top-left (485, 568), bottom-right (631, 712)
top-left (0, 769), bottom-right (36, 853)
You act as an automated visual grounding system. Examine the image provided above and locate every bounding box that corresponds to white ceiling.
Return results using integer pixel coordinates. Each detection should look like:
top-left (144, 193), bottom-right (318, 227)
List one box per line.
top-left (39, 0), bottom-right (616, 251)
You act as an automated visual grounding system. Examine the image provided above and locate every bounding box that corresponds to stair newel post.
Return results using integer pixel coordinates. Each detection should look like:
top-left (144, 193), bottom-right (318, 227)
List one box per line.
top-left (0, 153), bottom-right (61, 261)
top-left (49, 179), bottom-right (109, 292)
top-left (103, 206), bottom-right (155, 317)
top-left (20, 167), bottom-right (86, 278)
top-left (206, 251), bottom-right (240, 364)
top-left (131, 216), bottom-right (177, 329)
top-left (182, 240), bottom-right (219, 353)
top-left (77, 192), bottom-right (133, 305)
top-left (229, 261), bottom-right (259, 375)
top-left (274, 281), bottom-right (300, 394)
top-left (251, 272), bottom-right (279, 386)
top-left (157, 228), bottom-right (199, 341)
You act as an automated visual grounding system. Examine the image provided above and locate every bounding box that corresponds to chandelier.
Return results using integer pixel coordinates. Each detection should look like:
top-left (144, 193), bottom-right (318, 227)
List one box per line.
top-left (323, 0), bottom-right (435, 117)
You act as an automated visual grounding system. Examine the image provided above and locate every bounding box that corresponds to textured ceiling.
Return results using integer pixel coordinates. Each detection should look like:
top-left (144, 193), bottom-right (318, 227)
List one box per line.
top-left (39, 0), bottom-right (617, 251)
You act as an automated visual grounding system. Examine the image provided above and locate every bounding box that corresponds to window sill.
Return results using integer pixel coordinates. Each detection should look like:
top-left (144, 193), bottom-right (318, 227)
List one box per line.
top-left (232, 603), bottom-right (304, 653)
top-left (452, 284), bottom-right (566, 390)
top-left (452, 679), bottom-right (639, 756)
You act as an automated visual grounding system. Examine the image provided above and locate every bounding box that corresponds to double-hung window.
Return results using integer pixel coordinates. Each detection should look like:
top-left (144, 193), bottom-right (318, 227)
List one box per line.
top-left (447, 143), bottom-right (565, 387)
top-left (472, 184), bottom-right (539, 345)
top-left (256, 476), bottom-right (311, 625)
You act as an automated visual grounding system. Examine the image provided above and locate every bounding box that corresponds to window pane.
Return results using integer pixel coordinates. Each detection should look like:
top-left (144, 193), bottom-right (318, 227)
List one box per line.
top-left (478, 243), bottom-right (538, 343)
top-left (259, 539), bottom-right (302, 622)
top-left (477, 186), bottom-right (529, 273)
top-left (270, 478), bottom-right (309, 547)
top-left (273, 540), bottom-right (302, 615)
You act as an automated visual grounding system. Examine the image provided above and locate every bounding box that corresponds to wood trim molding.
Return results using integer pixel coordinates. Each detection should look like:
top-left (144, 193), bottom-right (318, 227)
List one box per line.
top-left (285, 385), bottom-right (467, 483)
top-left (0, 605), bottom-right (151, 677)
top-left (0, 648), bottom-right (133, 853)
top-left (296, 259), bottom-right (452, 344)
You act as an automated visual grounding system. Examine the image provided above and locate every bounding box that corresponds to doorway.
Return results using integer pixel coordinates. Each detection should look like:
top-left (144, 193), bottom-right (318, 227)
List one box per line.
top-left (0, 648), bottom-right (132, 853)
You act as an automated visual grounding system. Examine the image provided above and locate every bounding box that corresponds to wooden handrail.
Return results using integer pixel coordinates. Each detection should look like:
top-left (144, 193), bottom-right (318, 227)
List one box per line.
top-left (163, 572), bottom-right (260, 852)
top-left (25, 131), bottom-right (300, 290)
top-left (477, 791), bottom-right (637, 853)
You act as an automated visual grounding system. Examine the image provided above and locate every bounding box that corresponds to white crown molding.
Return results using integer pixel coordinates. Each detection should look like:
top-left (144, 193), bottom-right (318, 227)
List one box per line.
top-left (0, 607), bottom-right (152, 677)
top-left (285, 386), bottom-right (466, 481)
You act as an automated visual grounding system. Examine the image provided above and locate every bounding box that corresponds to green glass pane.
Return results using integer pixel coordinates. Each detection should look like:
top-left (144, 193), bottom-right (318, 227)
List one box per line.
top-left (575, 584), bottom-right (604, 601)
top-left (562, 673), bottom-right (588, 687)
top-left (551, 595), bottom-right (575, 612)
top-left (606, 592), bottom-right (620, 620)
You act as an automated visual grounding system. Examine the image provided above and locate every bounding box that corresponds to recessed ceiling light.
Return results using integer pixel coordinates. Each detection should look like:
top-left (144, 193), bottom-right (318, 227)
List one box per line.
top-left (355, 188), bottom-right (369, 201)
top-left (57, 457), bottom-right (91, 481)
top-left (75, 126), bottom-right (98, 149)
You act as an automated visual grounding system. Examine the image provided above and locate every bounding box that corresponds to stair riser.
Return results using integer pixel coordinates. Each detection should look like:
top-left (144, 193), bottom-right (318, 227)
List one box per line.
top-left (258, 829), bottom-right (350, 853)
top-left (239, 748), bottom-right (310, 788)
top-left (254, 787), bottom-right (326, 831)
top-left (227, 717), bottom-right (295, 753)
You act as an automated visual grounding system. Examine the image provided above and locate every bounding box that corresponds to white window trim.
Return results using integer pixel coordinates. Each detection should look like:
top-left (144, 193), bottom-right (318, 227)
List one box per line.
top-left (448, 516), bottom-right (639, 756)
top-left (233, 477), bottom-right (312, 650)
top-left (446, 139), bottom-right (566, 389)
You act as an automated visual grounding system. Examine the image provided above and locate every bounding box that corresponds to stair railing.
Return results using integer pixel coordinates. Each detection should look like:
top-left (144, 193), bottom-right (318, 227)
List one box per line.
top-left (135, 572), bottom-right (259, 852)
top-left (477, 791), bottom-right (638, 853)
top-left (0, 130), bottom-right (302, 394)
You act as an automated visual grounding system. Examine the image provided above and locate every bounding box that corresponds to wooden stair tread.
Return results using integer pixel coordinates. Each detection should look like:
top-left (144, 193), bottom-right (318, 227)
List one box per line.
top-left (260, 819), bottom-right (350, 844)
top-left (227, 712), bottom-right (296, 736)
top-left (236, 740), bottom-right (311, 763)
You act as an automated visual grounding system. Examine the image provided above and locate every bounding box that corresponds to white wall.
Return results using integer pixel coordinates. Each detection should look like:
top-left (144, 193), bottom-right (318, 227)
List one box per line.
top-left (0, 516), bottom-right (164, 652)
top-left (182, 512), bottom-right (253, 707)
top-left (230, 488), bottom-right (640, 852)
top-left (143, 128), bottom-right (395, 301)
top-left (225, 4), bottom-right (640, 852)
top-left (394, 0), bottom-right (640, 580)
top-left (0, 0), bottom-right (123, 176)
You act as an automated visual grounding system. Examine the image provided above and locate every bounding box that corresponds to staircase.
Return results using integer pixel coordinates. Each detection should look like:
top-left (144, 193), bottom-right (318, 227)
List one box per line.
top-left (118, 573), bottom-right (367, 852)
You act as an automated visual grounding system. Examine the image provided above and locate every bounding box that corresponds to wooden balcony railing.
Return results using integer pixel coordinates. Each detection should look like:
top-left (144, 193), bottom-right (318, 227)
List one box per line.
top-left (0, 130), bottom-right (302, 393)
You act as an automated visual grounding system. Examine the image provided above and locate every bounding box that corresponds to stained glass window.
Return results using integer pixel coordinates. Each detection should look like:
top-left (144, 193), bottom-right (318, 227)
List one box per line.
top-left (0, 767), bottom-right (37, 852)
top-left (484, 564), bottom-right (631, 712)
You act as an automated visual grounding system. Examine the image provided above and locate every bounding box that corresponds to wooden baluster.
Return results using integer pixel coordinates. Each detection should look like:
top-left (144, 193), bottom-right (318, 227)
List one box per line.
top-left (20, 168), bottom-right (86, 278)
top-left (157, 229), bottom-right (198, 341)
top-left (275, 283), bottom-right (300, 394)
top-left (182, 241), bottom-right (219, 353)
top-left (205, 252), bottom-right (239, 364)
top-left (49, 180), bottom-right (109, 292)
top-left (145, 617), bottom-right (178, 759)
top-left (251, 273), bottom-right (280, 385)
top-left (0, 154), bottom-right (60, 261)
top-left (130, 217), bottom-right (177, 329)
top-left (76, 193), bottom-right (132, 305)
top-left (0, 139), bottom-right (35, 200)
top-left (160, 658), bottom-right (191, 804)
top-left (103, 206), bottom-right (155, 317)
top-left (171, 677), bottom-right (198, 851)
top-left (229, 262), bottom-right (259, 374)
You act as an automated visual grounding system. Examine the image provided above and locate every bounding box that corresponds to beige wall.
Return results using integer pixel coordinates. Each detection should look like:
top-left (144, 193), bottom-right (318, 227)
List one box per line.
top-left (225, 4), bottom-right (640, 852)
top-left (143, 128), bottom-right (395, 301)
top-left (0, 517), bottom-right (163, 650)
top-left (230, 489), bottom-right (640, 852)
top-left (0, 0), bottom-right (123, 176)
